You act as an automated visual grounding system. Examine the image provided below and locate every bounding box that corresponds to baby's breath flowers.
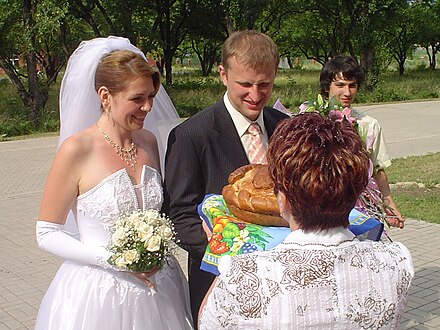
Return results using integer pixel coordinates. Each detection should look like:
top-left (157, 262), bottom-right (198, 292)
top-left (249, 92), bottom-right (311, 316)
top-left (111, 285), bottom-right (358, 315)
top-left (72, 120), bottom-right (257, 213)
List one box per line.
top-left (107, 209), bottom-right (177, 272)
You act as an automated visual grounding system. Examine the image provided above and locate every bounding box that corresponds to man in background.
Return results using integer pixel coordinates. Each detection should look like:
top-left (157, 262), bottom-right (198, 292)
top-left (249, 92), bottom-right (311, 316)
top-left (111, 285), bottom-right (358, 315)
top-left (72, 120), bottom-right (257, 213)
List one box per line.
top-left (320, 55), bottom-right (404, 228)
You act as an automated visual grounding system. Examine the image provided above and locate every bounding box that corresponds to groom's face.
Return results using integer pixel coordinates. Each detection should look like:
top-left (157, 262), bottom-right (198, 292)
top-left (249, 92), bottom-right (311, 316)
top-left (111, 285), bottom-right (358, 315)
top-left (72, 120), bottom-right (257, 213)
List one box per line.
top-left (219, 56), bottom-right (275, 121)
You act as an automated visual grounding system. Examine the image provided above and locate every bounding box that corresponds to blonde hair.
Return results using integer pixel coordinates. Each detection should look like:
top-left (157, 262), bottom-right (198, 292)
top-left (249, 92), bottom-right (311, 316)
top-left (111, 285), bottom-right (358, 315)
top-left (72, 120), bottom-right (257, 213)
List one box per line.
top-left (95, 50), bottom-right (160, 95)
top-left (221, 30), bottom-right (279, 71)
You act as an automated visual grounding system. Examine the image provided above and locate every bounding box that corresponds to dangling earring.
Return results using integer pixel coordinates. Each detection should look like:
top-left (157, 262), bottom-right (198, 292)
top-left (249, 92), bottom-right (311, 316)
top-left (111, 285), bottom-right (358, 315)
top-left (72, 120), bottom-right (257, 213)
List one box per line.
top-left (104, 105), bottom-right (111, 120)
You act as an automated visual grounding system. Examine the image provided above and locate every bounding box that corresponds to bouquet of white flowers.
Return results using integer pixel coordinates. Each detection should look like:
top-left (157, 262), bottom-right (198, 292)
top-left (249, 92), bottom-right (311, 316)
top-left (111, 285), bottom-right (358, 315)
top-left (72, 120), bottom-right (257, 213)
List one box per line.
top-left (107, 209), bottom-right (177, 272)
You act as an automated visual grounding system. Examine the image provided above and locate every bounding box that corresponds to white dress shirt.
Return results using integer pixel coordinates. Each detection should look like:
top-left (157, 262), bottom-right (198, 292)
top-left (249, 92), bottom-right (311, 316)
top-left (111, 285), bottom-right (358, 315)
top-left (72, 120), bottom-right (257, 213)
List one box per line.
top-left (200, 227), bottom-right (413, 329)
top-left (223, 93), bottom-right (268, 162)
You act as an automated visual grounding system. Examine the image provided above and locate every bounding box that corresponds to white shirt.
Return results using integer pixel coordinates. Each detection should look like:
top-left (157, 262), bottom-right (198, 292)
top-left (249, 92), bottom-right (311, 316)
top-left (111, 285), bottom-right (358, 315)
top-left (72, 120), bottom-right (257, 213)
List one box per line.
top-left (353, 110), bottom-right (392, 170)
top-left (200, 227), bottom-right (413, 329)
top-left (223, 93), bottom-right (268, 162)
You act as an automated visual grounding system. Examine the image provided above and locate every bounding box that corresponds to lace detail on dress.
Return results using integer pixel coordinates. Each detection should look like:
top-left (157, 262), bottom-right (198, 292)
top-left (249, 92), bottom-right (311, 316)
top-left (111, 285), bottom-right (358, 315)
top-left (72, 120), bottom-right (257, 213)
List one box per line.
top-left (77, 169), bottom-right (136, 227)
top-left (141, 166), bottom-right (163, 211)
top-left (76, 166), bottom-right (163, 228)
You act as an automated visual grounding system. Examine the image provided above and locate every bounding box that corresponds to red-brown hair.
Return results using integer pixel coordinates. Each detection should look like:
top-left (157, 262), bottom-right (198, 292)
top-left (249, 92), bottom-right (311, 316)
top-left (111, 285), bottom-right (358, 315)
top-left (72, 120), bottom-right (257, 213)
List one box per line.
top-left (95, 50), bottom-right (160, 96)
top-left (267, 113), bottom-right (369, 231)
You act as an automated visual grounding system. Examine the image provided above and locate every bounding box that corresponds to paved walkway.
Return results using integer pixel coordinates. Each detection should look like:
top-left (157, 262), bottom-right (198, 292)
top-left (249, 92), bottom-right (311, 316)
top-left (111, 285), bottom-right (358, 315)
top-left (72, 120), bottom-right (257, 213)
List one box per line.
top-left (1, 100), bottom-right (440, 329)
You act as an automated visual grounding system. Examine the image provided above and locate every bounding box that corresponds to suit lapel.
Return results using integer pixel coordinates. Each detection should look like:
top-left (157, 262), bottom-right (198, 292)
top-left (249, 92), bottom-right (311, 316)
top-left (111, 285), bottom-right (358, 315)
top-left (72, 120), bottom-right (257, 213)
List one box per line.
top-left (264, 106), bottom-right (289, 138)
top-left (263, 107), bottom-right (277, 137)
top-left (212, 102), bottom-right (249, 166)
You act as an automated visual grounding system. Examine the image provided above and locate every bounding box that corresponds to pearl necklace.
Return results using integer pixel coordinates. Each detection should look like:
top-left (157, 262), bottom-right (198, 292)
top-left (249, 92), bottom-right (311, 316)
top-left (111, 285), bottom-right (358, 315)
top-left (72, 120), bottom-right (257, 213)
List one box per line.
top-left (96, 124), bottom-right (138, 170)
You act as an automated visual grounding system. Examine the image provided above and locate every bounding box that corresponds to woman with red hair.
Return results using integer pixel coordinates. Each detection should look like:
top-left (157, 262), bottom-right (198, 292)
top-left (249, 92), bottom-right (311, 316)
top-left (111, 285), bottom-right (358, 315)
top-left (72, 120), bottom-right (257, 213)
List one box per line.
top-left (199, 113), bottom-right (413, 329)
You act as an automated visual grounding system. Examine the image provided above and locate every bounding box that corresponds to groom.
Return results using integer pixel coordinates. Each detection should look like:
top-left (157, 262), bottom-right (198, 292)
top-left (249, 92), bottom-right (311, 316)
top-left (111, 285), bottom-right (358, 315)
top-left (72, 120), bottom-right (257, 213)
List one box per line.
top-left (163, 30), bottom-right (288, 325)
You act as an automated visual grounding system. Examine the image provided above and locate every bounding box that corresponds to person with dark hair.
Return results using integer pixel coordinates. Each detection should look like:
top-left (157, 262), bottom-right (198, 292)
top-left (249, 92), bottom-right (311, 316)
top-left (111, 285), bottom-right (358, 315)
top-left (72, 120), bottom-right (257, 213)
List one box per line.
top-left (319, 54), bottom-right (365, 106)
top-left (35, 37), bottom-right (193, 329)
top-left (163, 30), bottom-right (288, 325)
top-left (199, 113), bottom-right (413, 329)
top-left (319, 55), bottom-right (404, 228)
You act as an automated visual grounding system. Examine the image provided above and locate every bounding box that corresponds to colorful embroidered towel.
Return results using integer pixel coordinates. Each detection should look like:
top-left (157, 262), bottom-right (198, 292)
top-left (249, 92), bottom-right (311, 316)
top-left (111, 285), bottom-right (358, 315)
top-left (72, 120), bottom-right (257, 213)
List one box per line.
top-left (198, 194), bottom-right (384, 275)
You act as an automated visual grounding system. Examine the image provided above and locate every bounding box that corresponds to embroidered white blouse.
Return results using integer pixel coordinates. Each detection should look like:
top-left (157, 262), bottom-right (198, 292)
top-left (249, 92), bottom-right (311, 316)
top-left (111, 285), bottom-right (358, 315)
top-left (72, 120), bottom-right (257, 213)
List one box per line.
top-left (199, 227), bottom-right (413, 329)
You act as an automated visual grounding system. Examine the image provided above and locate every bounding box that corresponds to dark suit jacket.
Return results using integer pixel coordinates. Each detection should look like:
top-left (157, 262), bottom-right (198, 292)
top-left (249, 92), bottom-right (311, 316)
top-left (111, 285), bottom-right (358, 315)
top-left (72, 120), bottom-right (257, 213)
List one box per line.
top-left (162, 98), bottom-right (288, 324)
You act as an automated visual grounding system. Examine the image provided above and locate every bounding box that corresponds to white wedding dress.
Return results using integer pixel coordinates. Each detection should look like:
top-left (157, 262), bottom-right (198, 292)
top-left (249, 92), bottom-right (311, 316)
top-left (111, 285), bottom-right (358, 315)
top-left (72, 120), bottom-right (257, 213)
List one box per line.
top-left (35, 165), bottom-right (193, 329)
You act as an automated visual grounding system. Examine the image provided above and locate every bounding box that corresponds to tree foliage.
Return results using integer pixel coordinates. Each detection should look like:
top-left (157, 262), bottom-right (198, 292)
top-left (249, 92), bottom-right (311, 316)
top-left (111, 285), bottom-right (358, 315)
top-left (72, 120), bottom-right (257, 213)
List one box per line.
top-left (0, 0), bottom-right (86, 126)
top-left (416, 0), bottom-right (440, 70)
top-left (382, 3), bottom-right (422, 75)
top-left (1, 0), bottom-right (439, 129)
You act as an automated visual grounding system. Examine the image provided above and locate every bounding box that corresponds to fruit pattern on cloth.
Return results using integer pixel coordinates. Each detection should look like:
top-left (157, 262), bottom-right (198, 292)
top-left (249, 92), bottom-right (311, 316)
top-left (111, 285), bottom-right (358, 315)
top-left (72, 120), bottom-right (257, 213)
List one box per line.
top-left (198, 194), bottom-right (384, 276)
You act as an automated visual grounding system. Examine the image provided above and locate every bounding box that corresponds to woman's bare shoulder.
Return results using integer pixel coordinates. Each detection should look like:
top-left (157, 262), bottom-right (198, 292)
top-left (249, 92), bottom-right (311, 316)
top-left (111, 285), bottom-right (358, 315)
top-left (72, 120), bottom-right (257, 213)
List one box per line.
top-left (134, 129), bottom-right (160, 170)
top-left (56, 127), bottom-right (96, 165)
top-left (133, 129), bottom-right (158, 151)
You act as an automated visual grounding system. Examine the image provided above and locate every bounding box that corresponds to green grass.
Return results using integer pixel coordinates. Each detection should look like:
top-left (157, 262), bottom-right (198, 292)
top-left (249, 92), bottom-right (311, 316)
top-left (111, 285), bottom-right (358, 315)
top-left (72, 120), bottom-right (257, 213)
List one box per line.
top-left (167, 67), bottom-right (440, 118)
top-left (387, 153), bottom-right (440, 187)
top-left (391, 192), bottom-right (440, 224)
top-left (356, 69), bottom-right (440, 103)
top-left (387, 153), bottom-right (440, 224)
top-left (2, 63), bottom-right (440, 135)
top-left (0, 77), bottom-right (60, 139)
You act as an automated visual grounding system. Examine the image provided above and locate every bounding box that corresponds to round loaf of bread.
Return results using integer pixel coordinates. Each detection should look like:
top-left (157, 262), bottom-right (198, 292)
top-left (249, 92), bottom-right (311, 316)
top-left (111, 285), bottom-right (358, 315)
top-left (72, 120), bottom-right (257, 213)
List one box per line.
top-left (222, 164), bottom-right (287, 227)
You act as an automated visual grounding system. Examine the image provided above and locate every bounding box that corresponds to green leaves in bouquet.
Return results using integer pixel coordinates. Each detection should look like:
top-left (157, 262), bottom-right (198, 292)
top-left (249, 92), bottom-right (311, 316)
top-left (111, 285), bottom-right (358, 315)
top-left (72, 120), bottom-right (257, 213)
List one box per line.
top-left (129, 241), bottom-right (167, 272)
top-left (301, 94), bottom-right (365, 145)
top-left (302, 95), bottom-right (343, 116)
top-left (107, 239), bottom-right (168, 272)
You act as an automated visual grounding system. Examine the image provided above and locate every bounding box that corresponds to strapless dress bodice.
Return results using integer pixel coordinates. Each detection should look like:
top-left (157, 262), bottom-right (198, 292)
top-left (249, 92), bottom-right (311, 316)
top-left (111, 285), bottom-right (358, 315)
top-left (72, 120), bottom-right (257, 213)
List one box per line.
top-left (36, 164), bottom-right (193, 329)
top-left (74, 165), bottom-right (163, 247)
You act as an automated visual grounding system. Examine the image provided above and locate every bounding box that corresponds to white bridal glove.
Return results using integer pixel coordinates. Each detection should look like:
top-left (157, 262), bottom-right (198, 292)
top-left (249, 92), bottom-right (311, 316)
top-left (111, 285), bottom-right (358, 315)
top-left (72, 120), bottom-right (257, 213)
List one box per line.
top-left (36, 220), bottom-right (110, 267)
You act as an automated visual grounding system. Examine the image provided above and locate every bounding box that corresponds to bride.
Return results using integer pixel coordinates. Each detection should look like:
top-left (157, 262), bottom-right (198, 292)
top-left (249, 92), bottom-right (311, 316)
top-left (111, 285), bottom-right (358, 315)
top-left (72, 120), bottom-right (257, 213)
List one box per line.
top-left (35, 36), bottom-right (193, 329)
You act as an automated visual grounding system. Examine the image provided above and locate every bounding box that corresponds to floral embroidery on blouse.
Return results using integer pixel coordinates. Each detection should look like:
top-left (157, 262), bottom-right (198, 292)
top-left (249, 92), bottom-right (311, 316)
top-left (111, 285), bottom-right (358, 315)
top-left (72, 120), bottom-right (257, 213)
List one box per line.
top-left (345, 288), bottom-right (396, 329)
top-left (200, 235), bottom-right (413, 330)
top-left (276, 249), bottom-right (336, 289)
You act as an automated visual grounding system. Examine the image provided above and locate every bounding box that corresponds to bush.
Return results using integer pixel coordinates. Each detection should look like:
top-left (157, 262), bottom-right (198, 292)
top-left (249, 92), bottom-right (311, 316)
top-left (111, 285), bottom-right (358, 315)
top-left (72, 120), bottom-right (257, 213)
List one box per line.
top-left (0, 114), bottom-right (33, 138)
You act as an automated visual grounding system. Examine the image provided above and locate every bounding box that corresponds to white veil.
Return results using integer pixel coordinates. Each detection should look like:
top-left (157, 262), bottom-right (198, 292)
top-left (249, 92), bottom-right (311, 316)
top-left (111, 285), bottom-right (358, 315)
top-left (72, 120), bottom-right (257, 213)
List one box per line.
top-left (59, 36), bottom-right (180, 167)
top-left (59, 36), bottom-right (180, 233)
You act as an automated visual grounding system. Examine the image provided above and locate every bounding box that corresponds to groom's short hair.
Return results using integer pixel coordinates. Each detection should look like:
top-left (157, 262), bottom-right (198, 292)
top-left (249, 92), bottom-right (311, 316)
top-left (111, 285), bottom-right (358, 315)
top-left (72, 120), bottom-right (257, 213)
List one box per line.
top-left (221, 30), bottom-right (279, 72)
top-left (320, 55), bottom-right (365, 98)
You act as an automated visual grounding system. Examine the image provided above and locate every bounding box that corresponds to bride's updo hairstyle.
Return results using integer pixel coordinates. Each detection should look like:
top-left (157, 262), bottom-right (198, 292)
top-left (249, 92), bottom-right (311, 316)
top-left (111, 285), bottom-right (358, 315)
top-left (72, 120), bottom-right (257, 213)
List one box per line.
top-left (267, 113), bottom-right (369, 232)
top-left (95, 50), bottom-right (160, 97)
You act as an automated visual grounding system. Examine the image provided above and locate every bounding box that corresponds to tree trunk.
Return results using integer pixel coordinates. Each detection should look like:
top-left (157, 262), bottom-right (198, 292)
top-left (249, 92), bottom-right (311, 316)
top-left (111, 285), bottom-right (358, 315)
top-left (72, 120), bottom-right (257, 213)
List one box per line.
top-left (164, 48), bottom-right (173, 85)
top-left (287, 57), bottom-right (293, 69)
top-left (23, 0), bottom-right (46, 127)
top-left (360, 45), bottom-right (376, 91)
top-left (224, 15), bottom-right (235, 35)
top-left (398, 60), bottom-right (405, 76)
top-left (427, 44), bottom-right (437, 70)
top-left (0, 56), bottom-right (31, 105)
